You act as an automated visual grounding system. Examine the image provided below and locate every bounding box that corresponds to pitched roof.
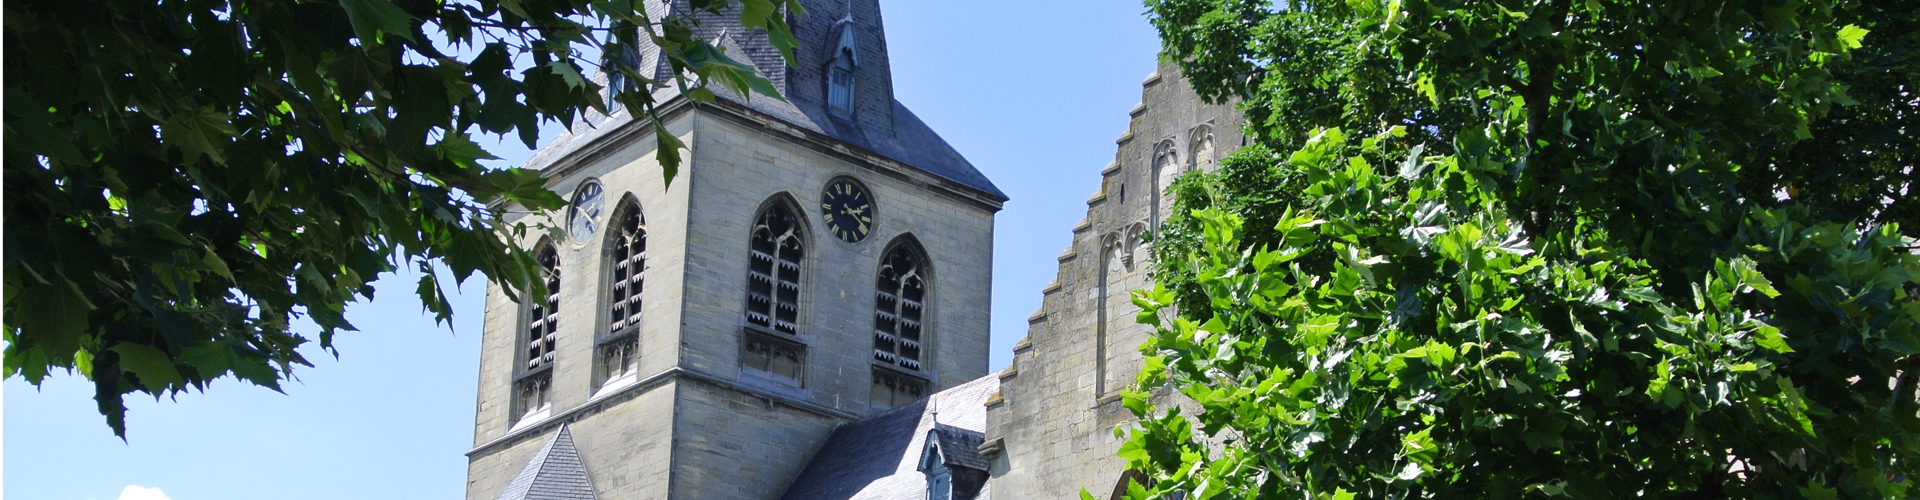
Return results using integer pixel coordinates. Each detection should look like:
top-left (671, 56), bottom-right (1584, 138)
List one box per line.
top-left (496, 424), bottom-right (597, 500)
top-left (922, 424), bottom-right (989, 472)
top-left (777, 375), bottom-right (1000, 500)
top-left (519, 3), bottom-right (1005, 202)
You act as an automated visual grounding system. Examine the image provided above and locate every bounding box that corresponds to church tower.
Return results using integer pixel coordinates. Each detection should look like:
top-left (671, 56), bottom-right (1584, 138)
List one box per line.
top-left (461, 2), bottom-right (1006, 498)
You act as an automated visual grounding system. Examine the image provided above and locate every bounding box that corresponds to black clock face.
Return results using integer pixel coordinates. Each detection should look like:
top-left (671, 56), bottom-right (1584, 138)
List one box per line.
top-left (820, 179), bottom-right (874, 243)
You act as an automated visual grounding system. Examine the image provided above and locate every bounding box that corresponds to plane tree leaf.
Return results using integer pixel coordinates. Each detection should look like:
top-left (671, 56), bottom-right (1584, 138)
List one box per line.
top-left (1114, 1), bottom-right (1920, 498)
top-left (4, 0), bottom-right (803, 437)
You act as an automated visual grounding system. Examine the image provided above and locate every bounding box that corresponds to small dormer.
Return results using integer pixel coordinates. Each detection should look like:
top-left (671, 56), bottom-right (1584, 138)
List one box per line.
top-left (918, 425), bottom-right (989, 500)
top-left (824, 16), bottom-right (860, 113)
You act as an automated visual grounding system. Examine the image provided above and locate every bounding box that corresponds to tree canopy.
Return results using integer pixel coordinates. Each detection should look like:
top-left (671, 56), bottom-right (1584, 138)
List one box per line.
top-left (4, 0), bottom-right (797, 437)
top-left (1115, 0), bottom-right (1918, 498)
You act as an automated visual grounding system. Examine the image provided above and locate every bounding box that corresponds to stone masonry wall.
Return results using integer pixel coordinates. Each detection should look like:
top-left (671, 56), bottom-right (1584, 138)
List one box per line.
top-left (467, 110), bottom-right (695, 499)
top-left (984, 61), bottom-right (1243, 500)
top-left (666, 106), bottom-right (998, 498)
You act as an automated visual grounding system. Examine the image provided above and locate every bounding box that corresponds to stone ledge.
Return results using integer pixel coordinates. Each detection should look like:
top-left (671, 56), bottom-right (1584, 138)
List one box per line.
top-left (466, 367), bottom-right (858, 458)
top-left (1142, 71), bottom-right (1163, 86)
top-left (1128, 102), bottom-right (1148, 117)
top-left (983, 391), bottom-right (1004, 409)
top-left (997, 364), bottom-right (1018, 380)
top-left (1012, 335), bottom-right (1034, 352)
top-left (977, 437), bottom-right (1005, 458)
top-left (1100, 161), bottom-right (1122, 175)
top-left (1041, 280), bottom-right (1062, 294)
top-left (1072, 217), bottom-right (1093, 233)
top-left (1057, 247), bottom-right (1077, 262)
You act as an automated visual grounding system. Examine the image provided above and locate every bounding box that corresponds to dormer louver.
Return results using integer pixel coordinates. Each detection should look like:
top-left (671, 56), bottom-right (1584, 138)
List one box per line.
top-left (825, 17), bottom-right (859, 112)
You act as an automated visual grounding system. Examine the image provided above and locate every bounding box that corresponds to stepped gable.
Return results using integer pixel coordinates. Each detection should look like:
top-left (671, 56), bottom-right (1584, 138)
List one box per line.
top-left (778, 376), bottom-right (1000, 500)
top-left (980, 61), bottom-right (1244, 499)
top-left (496, 424), bottom-right (597, 500)
top-left (521, 1), bottom-right (1004, 201)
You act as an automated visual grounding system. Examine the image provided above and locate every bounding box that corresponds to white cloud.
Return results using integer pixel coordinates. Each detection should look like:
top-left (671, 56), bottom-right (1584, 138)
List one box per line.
top-left (117, 486), bottom-right (171, 500)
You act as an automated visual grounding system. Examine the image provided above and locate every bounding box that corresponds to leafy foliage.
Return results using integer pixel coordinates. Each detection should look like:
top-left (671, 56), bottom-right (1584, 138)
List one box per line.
top-left (1116, 0), bottom-right (1920, 498)
top-left (3, 0), bottom-right (798, 436)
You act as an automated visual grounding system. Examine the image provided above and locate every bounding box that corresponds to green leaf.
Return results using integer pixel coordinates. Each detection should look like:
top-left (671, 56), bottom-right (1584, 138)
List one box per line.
top-left (546, 61), bottom-right (590, 90)
top-left (202, 250), bottom-right (233, 280)
top-left (159, 106), bottom-right (238, 165)
top-left (435, 133), bottom-right (501, 171)
top-left (339, 0), bottom-right (418, 44)
top-left (111, 343), bottom-right (185, 393)
top-left (1836, 24), bottom-right (1869, 50)
top-left (1755, 325), bottom-right (1793, 353)
top-left (3, 86), bottom-right (88, 164)
top-left (12, 279), bottom-right (94, 364)
top-left (1126, 477), bottom-right (1148, 500)
top-left (1799, 481), bottom-right (1840, 500)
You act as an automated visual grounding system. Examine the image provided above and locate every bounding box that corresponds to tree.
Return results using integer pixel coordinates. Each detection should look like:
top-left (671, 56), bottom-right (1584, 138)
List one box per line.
top-left (3, 0), bottom-right (800, 437)
top-left (1113, 0), bottom-right (1919, 498)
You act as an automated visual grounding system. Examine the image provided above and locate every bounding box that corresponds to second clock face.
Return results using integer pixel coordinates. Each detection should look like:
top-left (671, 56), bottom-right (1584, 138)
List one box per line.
top-left (568, 180), bottom-right (604, 244)
top-left (820, 179), bottom-right (874, 243)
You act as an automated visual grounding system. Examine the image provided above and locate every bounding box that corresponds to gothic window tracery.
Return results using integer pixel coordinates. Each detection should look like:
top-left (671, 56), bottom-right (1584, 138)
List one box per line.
top-left (1123, 222), bottom-right (1147, 269)
top-left (1152, 140), bottom-right (1181, 226)
top-left (599, 199), bottom-right (645, 386)
top-left (1190, 126), bottom-right (1216, 172)
top-left (743, 334), bottom-right (805, 381)
top-left (746, 204), bottom-right (805, 335)
top-left (873, 239), bottom-right (928, 371)
top-left (870, 368), bottom-right (927, 411)
top-left (517, 242), bottom-right (560, 420)
top-left (1102, 232), bottom-right (1129, 273)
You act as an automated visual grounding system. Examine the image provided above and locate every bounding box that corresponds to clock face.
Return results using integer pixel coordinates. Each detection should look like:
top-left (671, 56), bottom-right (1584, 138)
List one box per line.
top-left (567, 181), bottom-right (604, 243)
top-left (820, 179), bottom-right (874, 243)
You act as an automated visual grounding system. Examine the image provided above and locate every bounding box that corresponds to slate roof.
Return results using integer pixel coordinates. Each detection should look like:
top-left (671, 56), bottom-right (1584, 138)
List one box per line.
top-left (777, 375), bottom-right (1000, 500)
top-left (496, 424), bottom-right (597, 500)
top-left (519, 3), bottom-right (1005, 202)
top-left (923, 424), bottom-right (989, 472)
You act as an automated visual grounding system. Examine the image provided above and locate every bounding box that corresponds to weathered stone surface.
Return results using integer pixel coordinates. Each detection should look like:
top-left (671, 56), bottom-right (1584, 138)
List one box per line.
top-left (982, 61), bottom-right (1242, 500)
top-left (465, 2), bottom-right (1001, 498)
top-left (466, 4), bottom-right (1242, 499)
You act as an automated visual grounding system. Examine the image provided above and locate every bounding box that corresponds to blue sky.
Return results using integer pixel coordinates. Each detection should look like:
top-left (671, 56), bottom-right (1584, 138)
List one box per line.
top-left (4, 2), bottom-right (1164, 499)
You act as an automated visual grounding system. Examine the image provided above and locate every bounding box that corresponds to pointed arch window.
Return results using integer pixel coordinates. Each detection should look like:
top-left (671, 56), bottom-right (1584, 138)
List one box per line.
top-left (1190, 126), bottom-right (1216, 172)
top-left (873, 240), bottom-right (928, 371)
top-left (743, 202), bottom-right (806, 384)
top-left (598, 200), bottom-right (645, 387)
top-left (1151, 140), bottom-right (1181, 227)
top-left (516, 243), bottom-right (560, 421)
top-left (746, 204), bottom-right (805, 335)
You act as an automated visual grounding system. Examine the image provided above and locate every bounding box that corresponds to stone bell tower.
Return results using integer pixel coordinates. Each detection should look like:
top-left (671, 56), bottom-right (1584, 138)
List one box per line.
top-left (460, 2), bottom-right (1006, 499)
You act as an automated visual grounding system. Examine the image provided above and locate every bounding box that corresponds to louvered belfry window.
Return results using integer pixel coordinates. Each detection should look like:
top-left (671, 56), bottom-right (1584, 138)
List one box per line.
top-left (873, 244), bottom-right (926, 371)
top-left (527, 246), bottom-right (561, 370)
top-left (746, 205), bottom-right (804, 335)
top-left (608, 207), bottom-right (646, 334)
top-left (517, 244), bottom-right (560, 418)
top-left (599, 203), bottom-right (645, 384)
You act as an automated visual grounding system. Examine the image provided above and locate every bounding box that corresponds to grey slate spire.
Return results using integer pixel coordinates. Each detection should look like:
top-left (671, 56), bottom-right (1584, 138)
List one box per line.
top-left (496, 424), bottom-right (597, 500)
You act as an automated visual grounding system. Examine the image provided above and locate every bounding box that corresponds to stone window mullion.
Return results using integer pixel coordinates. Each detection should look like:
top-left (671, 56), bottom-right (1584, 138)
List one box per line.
top-left (516, 244), bottom-right (560, 421)
top-left (873, 243), bottom-right (927, 371)
top-left (599, 203), bottom-right (645, 387)
top-left (743, 203), bottom-right (807, 385)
